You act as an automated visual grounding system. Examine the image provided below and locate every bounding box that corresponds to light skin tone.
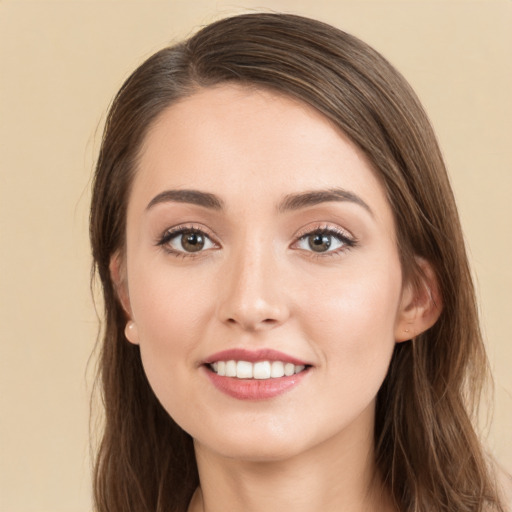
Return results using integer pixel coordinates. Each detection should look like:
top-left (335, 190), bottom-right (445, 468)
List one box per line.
top-left (111, 85), bottom-right (441, 512)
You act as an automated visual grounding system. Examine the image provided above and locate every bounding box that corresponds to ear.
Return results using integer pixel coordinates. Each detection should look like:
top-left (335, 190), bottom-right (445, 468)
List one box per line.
top-left (109, 251), bottom-right (131, 315)
top-left (394, 258), bottom-right (442, 343)
top-left (109, 251), bottom-right (140, 345)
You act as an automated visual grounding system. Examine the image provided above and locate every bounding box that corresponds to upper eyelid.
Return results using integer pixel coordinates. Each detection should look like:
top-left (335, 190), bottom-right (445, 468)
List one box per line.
top-left (157, 224), bottom-right (220, 250)
top-left (157, 222), bottom-right (355, 247)
top-left (290, 224), bottom-right (358, 255)
top-left (162, 224), bottom-right (217, 239)
top-left (293, 223), bottom-right (355, 241)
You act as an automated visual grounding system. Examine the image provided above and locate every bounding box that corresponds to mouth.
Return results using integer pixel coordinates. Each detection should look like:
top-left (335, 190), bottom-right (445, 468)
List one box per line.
top-left (207, 360), bottom-right (308, 380)
top-left (202, 348), bottom-right (312, 400)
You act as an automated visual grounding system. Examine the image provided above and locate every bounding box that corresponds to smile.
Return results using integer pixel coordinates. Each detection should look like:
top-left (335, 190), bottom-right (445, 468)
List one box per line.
top-left (210, 360), bottom-right (307, 380)
top-left (203, 348), bottom-right (312, 399)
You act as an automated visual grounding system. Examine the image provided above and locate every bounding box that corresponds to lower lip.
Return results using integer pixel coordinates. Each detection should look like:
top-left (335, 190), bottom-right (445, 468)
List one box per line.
top-left (203, 366), bottom-right (309, 400)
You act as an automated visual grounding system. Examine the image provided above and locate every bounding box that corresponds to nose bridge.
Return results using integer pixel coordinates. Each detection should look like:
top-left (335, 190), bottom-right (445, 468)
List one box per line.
top-left (218, 233), bottom-right (288, 330)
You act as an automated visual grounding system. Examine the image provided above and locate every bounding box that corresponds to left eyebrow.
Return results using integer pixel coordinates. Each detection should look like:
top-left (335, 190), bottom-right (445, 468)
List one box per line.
top-left (278, 188), bottom-right (373, 217)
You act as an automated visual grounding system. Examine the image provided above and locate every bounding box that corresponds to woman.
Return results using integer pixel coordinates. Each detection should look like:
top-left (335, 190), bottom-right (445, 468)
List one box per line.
top-left (89, 12), bottom-right (509, 512)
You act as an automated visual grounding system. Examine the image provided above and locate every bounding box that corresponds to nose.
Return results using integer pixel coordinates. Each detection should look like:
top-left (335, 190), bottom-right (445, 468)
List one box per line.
top-left (217, 242), bottom-right (290, 332)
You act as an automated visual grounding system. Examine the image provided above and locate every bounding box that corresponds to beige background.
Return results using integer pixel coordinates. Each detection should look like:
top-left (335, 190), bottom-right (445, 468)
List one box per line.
top-left (1, 0), bottom-right (510, 510)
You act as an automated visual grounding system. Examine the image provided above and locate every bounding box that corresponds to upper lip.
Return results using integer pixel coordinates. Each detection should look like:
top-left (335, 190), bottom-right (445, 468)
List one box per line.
top-left (203, 348), bottom-right (310, 366)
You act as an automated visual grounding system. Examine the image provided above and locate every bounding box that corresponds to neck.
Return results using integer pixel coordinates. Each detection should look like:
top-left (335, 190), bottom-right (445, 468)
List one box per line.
top-left (188, 406), bottom-right (394, 512)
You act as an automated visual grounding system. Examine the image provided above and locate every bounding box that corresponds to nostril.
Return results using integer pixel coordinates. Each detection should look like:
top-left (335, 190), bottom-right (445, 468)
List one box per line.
top-left (220, 301), bottom-right (290, 330)
top-left (224, 316), bottom-right (280, 330)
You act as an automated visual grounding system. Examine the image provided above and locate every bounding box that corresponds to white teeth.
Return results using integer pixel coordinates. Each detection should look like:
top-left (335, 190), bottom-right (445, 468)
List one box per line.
top-left (210, 360), bottom-right (307, 379)
top-left (284, 363), bottom-right (295, 376)
top-left (225, 360), bottom-right (237, 377)
top-left (270, 361), bottom-right (285, 378)
top-left (253, 361), bottom-right (271, 379)
top-left (236, 360), bottom-right (253, 379)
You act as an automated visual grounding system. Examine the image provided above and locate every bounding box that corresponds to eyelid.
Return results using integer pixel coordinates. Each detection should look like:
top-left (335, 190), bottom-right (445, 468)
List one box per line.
top-left (156, 223), bottom-right (221, 255)
top-left (293, 222), bottom-right (356, 243)
top-left (156, 222), bottom-right (356, 258)
top-left (290, 223), bottom-right (357, 255)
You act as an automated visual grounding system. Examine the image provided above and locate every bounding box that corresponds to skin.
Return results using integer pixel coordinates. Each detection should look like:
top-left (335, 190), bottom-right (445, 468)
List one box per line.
top-left (112, 85), bottom-right (440, 512)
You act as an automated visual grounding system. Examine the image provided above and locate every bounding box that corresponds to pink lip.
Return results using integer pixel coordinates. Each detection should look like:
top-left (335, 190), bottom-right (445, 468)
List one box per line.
top-left (203, 348), bottom-right (309, 366)
top-left (202, 349), bottom-right (312, 400)
top-left (203, 366), bottom-right (310, 400)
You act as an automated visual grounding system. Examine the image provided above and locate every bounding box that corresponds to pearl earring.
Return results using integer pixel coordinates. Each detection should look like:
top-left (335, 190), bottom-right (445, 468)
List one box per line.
top-left (124, 320), bottom-right (140, 344)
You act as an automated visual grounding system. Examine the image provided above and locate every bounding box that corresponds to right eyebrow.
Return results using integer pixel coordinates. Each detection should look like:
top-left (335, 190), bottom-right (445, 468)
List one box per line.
top-left (145, 189), bottom-right (224, 211)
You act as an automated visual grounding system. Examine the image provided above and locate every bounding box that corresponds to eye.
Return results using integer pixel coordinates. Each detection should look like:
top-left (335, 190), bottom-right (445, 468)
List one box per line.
top-left (158, 227), bottom-right (217, 254)
top-left (294, 227), bottom-right (356, 254)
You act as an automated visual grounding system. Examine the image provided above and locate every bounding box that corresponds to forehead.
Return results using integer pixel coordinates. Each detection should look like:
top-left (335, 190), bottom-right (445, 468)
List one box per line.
top-left (132, 84), bottom-right (392, 224)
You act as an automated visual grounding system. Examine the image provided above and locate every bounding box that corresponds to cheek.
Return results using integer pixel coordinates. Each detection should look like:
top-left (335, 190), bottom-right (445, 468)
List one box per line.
top-left (127, 264), bottom-right (214, 400)
top-left (292, 270), bottom-right (401, 440)
top-left (297, 258), bottom-right (402, 383)
top-left (129, 260), bottom-right (211, 342)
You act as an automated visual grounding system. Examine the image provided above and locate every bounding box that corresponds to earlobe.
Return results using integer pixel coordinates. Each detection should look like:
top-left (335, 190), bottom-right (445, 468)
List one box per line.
top-left (395, 258), bottom-right (442, 343)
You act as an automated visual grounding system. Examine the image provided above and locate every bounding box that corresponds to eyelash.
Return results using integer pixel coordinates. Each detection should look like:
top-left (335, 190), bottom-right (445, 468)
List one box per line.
top-left (156, 224), bottom-right (357, 259)
top-left (156, 224), bottom-right (218, 258)
top-left (293, 225), bottom-right (357, 258)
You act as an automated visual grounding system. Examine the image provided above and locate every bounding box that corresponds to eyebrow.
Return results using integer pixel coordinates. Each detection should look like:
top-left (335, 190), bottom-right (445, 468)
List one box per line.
top-left (278, 188), bottom-right (373, 216)
top-left (146, 187), bottom-right (372, 216)
top-left (146, 189), bottom-right (224, 211)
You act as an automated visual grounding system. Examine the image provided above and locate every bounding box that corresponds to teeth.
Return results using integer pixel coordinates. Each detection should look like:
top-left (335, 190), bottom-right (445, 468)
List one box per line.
top-left (237, 360), bottom-right (253, 379)
top-left (211, 360), bottom-right (307, 379)
top-left (225, 360), bottom-right (237, 377)
top-left (270, 361), bottom-right (284, 378)
top-left (253, 361), bottom-right (271, 379)
top-left (284, 362), bottom-right (295, 376)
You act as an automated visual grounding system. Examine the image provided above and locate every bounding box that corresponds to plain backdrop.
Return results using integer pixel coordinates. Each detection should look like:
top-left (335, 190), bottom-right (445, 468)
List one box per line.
top-left (1, 1), bottom-right (510, 510)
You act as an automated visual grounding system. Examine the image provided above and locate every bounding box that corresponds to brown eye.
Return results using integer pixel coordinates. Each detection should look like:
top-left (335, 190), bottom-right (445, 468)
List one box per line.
top-left (294, 228), bottom-right (354, 255)
top-left (307, 233), bottom-right (332, 252)
top-left (181, 231), bottom-right (205, 252)
top-left (160, 228), bottom-right (216, 254)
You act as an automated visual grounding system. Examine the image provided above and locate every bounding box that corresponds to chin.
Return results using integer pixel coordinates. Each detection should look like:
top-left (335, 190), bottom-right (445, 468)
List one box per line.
top-left (186, 414), bottom-right (303, 460)
top-left (196, 435), bottom-right (309, 463)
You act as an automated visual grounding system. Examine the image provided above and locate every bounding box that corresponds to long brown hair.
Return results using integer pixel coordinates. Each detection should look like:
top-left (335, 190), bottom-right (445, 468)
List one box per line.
top-left (90, 12), bottom-right (504, 512)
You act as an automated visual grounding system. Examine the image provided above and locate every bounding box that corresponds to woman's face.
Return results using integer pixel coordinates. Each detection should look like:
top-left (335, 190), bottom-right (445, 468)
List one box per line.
top-left (119, 85), bottom-right (413, 461)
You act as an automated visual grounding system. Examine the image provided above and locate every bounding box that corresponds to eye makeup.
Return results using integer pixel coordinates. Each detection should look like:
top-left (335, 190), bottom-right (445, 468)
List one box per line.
top-left (155, 221), bottom-right (358, 260)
